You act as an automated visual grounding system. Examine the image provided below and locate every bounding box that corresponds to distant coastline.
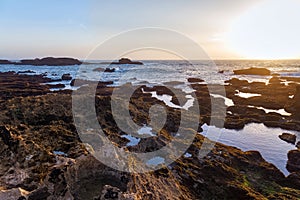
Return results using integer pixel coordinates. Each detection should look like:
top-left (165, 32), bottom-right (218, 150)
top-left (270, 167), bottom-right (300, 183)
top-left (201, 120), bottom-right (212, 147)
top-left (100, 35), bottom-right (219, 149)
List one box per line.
top-left (0, 57), bottom-right (82, 66)
top-left (0, 57), bottom-right (144, 66)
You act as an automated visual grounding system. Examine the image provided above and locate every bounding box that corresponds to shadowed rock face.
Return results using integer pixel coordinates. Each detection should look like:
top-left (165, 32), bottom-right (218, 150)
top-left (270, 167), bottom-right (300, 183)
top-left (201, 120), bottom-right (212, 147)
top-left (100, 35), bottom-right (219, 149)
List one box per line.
top-left (0, 59), bottom-right (14, 64)
top-left (0, 57), bottom-right (82, 66)
top-left (0, 72), bottom-right (300, 199)
top-left (0, 126), bottom-right (13, 146)
top-left (287, 150), bottom-right (300, 173)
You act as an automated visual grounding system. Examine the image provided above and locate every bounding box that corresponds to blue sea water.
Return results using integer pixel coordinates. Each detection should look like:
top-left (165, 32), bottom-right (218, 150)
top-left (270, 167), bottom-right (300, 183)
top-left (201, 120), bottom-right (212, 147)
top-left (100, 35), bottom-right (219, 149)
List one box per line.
top-left (1, 60), bottom-right (300, 88)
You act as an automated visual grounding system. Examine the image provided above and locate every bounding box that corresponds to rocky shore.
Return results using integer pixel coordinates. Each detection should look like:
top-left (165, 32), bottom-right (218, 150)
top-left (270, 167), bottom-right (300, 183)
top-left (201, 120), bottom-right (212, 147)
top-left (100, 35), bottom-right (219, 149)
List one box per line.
top-left (0, 70), bottom-right (300, 199)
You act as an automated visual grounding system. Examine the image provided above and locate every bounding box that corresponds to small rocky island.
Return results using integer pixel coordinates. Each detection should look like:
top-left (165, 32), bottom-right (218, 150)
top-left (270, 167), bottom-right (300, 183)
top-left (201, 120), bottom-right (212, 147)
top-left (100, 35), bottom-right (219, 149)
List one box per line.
top-left (0, 57), bottom-right (82, 66)
top-left (101, 58), bottom-right (143, 65)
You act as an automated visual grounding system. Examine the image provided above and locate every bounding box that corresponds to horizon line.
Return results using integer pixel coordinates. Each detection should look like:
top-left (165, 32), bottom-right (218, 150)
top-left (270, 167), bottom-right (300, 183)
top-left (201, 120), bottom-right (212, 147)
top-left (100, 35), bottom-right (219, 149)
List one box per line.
top-left (2, 56), bottom-right (300, 62)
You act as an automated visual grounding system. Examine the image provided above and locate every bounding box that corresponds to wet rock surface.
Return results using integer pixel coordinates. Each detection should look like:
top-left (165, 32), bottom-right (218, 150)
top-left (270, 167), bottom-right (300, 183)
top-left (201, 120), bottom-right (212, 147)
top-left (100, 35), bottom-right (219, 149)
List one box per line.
top-left (104, 68), bottom-right (116, 73)
top-left (279, 133), bottom-right (297, 144)
top-left (0, 72), bottom-right (300, 199)
top-left (296, 141), bottom-right (300, 149)
top-left (287, 150), bottom-right (300, 173)
top-left (61, 73), bottom-right (72, 80)
top-left (222, 77), bottom-right (300, 131)
top-left (92, 67), bottom-right (116, 73)
top-left (0, 71), bottom-right (61, 100)
top-left (187, 78), bottom-right (204, 83)
top-left (233, 67), bottom-right (271, 76)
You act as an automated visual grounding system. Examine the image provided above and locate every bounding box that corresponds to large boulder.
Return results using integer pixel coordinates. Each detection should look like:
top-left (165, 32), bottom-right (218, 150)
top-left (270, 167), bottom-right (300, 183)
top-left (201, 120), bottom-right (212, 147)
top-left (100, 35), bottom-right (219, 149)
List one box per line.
top-left (279, 133), bottom-right (296, 144)
top-left (187, 77), bottom-right (205, 83)
top-left (104, 68), bottom-right (115, 73)
top-left (61, 73), bottom-right (72, 80)
top-left (287, 150), bottom-right (300, 173)
top-left (233, 67), bottom-right (271, 76)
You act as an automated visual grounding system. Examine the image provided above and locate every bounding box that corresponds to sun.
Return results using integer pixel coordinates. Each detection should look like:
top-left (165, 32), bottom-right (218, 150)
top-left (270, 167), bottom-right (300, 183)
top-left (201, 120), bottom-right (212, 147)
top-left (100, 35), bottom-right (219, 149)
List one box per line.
top-left (227, 0), bottom-right (300, 60)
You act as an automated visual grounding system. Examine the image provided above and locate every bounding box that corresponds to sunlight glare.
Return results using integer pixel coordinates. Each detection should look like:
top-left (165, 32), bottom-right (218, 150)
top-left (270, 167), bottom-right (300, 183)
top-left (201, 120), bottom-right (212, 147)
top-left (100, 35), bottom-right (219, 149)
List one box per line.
top-left (227, 0), bottom-right (300, 59)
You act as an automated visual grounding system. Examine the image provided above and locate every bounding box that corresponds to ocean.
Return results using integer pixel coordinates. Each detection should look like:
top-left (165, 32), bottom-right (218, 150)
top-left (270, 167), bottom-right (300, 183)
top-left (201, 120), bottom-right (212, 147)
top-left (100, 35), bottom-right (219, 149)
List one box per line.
top-left (1, 60), bottom-right (300, 87)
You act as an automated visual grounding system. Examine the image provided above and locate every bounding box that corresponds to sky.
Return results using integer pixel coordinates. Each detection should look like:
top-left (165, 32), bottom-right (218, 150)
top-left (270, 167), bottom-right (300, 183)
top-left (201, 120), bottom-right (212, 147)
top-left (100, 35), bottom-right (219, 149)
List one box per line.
top-left (0, 0), bottom-right (299, 60)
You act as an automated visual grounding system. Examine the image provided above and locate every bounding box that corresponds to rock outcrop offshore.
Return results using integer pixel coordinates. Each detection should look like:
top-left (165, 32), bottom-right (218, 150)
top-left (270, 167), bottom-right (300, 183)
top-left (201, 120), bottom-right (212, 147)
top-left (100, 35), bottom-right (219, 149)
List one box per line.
top-left (100, 58), bottom-right (143, 65)
top-left (0, 57), bottom-right (82, 66)
top-left (233, 67), bottom-right (271, 76)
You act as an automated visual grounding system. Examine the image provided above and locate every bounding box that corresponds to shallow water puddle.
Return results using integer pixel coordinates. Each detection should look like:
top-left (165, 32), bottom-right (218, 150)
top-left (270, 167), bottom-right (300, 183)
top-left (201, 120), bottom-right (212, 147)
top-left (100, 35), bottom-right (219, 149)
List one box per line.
top-left (121, 134), bottom-right (141, 147)
top-left (200, 123), bottom-right (299, 176)
top-left (184, 153), bottom-right (192, 158)
top-left (53, 151), bottom-right (68, 156)
top-left (143, 89), bottom-right (195, 110)
top-left (137, 124), bottom-right (155, 136)
top-left (235, 90), bottom-right (262, 98)
top-left (247, 105), bottom-right (291, 116)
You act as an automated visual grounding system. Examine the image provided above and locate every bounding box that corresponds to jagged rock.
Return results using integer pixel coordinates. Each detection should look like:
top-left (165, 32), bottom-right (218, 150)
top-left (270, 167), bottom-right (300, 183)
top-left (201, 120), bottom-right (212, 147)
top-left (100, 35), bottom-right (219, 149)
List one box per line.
top-left (279, 133), bottom-right (296, 144)
top-left (0, 126), bottom-right (13, 146)
top-left (17, 70), bottom-right (35, 74)
top-left (234, 67), bottom-right (271, 76)
top-left (187, 77), bottom-right (205, 83)
top-left (28, 187), bottom-right (50, 200)
top-left (0, 188), bottom-right (29, 200)
top-left (296, 141), bottom-right (300, 149)
top-left (0, 72), bottom-right (56, 100)
top-left (62, 73), bottom-right (72, 80)
top-left (46, 83), bottom-right (65, 89)
top-left (101, 185), bottom-right (120, 199)
top-left (104, 68), bottom-right (116, 73)
top-left (285, 85), bottom-right (300, 118)
top-left (287, 150), bottom-right (300, 173)
top-left (287, 172), bottom-right (300, 189)
top-left (92, 67), bottom-right (116, 72)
